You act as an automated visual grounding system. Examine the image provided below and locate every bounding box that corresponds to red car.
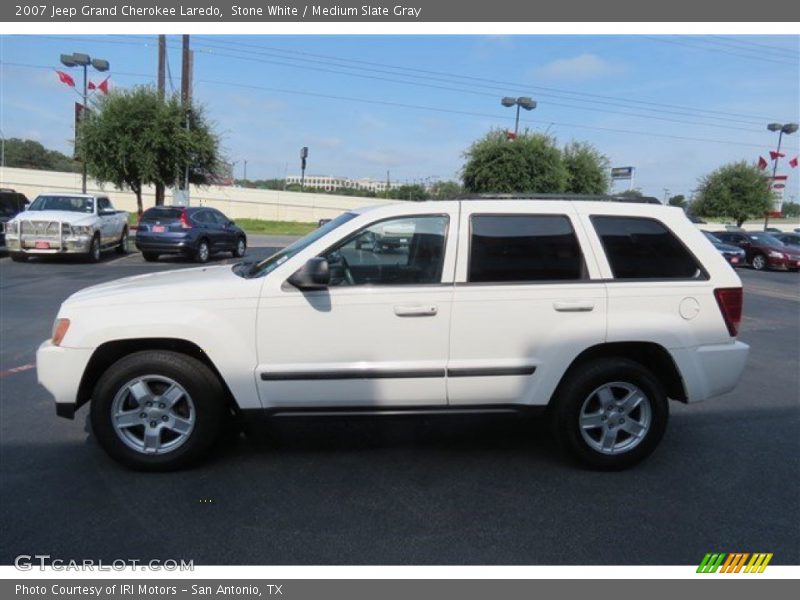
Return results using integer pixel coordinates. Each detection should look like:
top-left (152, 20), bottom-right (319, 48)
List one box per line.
top-left (713, 231), bottom-right (800, 272)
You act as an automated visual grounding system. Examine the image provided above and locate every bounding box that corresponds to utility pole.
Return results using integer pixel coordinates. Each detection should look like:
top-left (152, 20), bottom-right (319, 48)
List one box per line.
top-left (243, 159), bottom-right (247, 183)
top-left (180, 35), bottom-right (191, 203)
top-left (155, 34), bottom-right (166, 206)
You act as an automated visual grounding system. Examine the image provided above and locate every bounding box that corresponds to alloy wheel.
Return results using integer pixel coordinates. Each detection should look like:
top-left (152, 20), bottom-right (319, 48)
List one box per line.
top-left (578, 382), bottom-right (652, 455)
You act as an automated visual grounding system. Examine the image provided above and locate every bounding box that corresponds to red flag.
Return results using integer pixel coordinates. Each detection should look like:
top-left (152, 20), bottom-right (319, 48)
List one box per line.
top-left (97, 77), bottom-right (109, 94)
top-left (505, 131), bottom-right (517, 141)
top-left (790, 156), bottom-right (799, 168)
top-left (773, 183), bottom-right (785, 190)
top-left (772, 174), bottom-right (788, 181)
top-left (88, 81), bottom-right (96, 90)
top-left (757, 156), bottom-right (768, 169)
top-left (769, 150), bottom-right (785, 160)
top-left (55, 70), bottom-right (75, 87)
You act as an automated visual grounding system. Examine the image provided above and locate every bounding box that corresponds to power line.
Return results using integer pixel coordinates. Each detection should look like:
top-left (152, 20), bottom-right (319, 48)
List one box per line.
top-left (29, 34), bottom-right (787, 125)
top-left (3, 60), bottom-right (796, 153)
top-left (643, 36), bottom-right (799, 66)
top-left (707, 35), bottom-right (799, 58)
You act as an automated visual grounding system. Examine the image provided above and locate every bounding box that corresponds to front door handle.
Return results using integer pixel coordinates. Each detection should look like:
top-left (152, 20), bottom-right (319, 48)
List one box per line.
top-left (394, 305), bottom-right (438, 317)
top-left (553, 301), bottom-right (595, 312)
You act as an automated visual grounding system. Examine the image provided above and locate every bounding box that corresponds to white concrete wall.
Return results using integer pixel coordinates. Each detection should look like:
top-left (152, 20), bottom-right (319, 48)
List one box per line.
top-left (0, 167), bottom-right (393, 222)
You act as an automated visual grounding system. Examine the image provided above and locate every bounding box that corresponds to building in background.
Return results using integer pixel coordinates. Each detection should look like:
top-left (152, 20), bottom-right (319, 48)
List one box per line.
top-left (285, 174), bottom-right (402, 194)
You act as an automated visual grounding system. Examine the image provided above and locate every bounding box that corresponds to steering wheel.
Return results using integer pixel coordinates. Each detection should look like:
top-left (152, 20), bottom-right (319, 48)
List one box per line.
top-left (327, 250), bottom-right (355, 286)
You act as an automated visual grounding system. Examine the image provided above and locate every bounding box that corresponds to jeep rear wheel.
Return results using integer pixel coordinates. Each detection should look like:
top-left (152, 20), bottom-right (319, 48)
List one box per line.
top-left (90, 351), bottom-right (226, 471)
top-left (551, 358), bottom-right (668, 470)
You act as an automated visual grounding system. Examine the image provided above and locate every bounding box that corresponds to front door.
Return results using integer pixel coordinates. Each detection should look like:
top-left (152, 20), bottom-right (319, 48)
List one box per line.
top-left (255, 207), bottom-right (459, 409)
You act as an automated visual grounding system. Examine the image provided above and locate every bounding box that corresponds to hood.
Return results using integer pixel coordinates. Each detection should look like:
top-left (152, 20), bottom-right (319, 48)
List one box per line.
top-left (64, 264), bottom-right (259, 308)
top-left (13, 210), bottom-right (95, 225)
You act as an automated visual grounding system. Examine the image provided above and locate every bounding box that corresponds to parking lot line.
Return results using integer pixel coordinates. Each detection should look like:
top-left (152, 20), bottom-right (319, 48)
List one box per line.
top-left (0, 363), bottom-right (35, 378)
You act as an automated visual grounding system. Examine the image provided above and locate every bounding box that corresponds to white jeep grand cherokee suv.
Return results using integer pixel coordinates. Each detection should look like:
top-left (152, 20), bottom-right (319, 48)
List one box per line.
top-left (37, 196), bottom-right (749, 471)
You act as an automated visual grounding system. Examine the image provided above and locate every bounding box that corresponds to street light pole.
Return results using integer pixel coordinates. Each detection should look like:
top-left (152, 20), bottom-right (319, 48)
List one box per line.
top-left (81, 62), bottom-right (88, 193)
top-left (501, 96), bottom-right (537, 136)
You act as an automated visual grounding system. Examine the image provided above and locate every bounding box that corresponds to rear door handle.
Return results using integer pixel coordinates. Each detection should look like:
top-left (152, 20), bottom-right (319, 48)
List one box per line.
top-left (553, 301), bottom-right (595, 312)
top-left (394, 305), bottom-right (438, 317)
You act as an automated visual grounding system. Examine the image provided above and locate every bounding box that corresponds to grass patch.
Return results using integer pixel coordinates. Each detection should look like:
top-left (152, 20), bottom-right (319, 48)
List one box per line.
top-left (128, 212), bottom-right (315, 236)
top-left (233, 219), bottom-right (317, 236)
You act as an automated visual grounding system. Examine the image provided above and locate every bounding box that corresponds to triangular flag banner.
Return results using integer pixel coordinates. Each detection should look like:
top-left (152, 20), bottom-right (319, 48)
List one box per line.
top-left (88, 81), bottom-right (96, 90)
top-left (772, 175), bottom-right (788, 181)
top-left (55, 70), bottom-right (75, 87)
top-left (790, 156), bottom-right (799, 168)
top-left (757, 156), bottom-right (768, 169)
top-left (97, 77), bottom-right (110, 94)
top-left (769, 150), bottom-right (786, 160)
top-left (773, 183), bottom-right (785, 190)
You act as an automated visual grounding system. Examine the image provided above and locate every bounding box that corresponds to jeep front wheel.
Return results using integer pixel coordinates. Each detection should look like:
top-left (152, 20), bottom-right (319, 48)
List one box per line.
top-left (90, 351), bottom-right (226, 471)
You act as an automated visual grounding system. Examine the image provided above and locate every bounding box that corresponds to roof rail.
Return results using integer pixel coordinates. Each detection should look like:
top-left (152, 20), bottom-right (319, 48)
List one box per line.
top-left (456, 192), bottom-right (662, 205)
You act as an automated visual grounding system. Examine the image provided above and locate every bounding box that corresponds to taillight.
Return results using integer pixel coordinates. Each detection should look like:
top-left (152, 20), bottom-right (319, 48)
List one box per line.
top-left (180, 209), bottom-right (192, 229)
top-left (714, 288), bottom-right (743, 337)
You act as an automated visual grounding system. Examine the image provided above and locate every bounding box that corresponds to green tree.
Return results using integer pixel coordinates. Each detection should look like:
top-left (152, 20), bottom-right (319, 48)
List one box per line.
top-left (429, 180), bottom-right (463, 200)
top-left (387, 184), bottom-right (429, 201)
top-left (615, 189), bottom-right (644, 198)
top-left (78, 86), bottom-right (221, 215)
top-left (562, 141), bottom-right (610, 194)
top-left (693, 161), bottom-right (772, 227)
top-left (781, 201), bottom-right (800, 218)
top-left (462, 129), bottom-right (568, 193)
top-left (3, 138), bottom-right (80, 172)
top-left (668, 194), bottom-right (687, 209)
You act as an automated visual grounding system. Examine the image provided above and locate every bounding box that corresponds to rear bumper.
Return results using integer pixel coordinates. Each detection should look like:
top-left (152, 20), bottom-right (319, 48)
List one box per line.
top-left (671, 341), bottom-right (749, 403)
top-left (36, 340), bottom-right (94, 419)
top-left (135, 234), bottom-right (195, 254)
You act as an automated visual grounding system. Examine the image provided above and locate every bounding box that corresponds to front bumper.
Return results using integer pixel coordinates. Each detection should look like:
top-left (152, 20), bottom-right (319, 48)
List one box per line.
top-left (671, 341), bottom-right (750, 403)
top-left (36, 340), bottom-right (94, 419)
top-left (5, 234), bottom-right (92, 254)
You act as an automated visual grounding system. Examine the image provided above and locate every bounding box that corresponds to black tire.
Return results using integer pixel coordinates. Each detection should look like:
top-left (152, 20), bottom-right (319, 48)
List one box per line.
top-left (10, 252), bottom-right (28, 262)
top-left (751, 253), bottom-right (767, 271)
top-left (142, 252), bottom-right (159, 262)
top-left (116, 227), bottom-right (128, 254)
top-left (90, 350), bottom-right (227, 471)
top-left (550, 358), bottom-right (669, 470)
top-left (233, 236), bottom-right (247, 258)
top-left (195, 239), bottom-right (210, 263)
top-left (85, 234), bottom-right (101, 263)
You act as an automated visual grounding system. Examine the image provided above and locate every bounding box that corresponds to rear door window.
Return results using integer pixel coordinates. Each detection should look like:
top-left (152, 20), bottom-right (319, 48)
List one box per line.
top-left (140, 208), bottom-right (183, 222)
top-left (592, 216), bottom-right (704, 280)
top-left (468, 214), bottom-right (586, 283)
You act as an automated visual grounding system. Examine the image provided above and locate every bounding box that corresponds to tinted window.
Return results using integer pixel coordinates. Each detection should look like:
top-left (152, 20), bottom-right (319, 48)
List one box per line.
top-left (592, 216), bottom-right (702, 280)
top-left (140, 208), bottom-right (183, 222)
top-left (97, 197), bottom-right (110, 211)
top-left (468, 215), bottom-right (585, 283)
top-left (193, 210), bottom-right (212, 224)
top-left (209, 210), bottom-right (230, 225)
top-left (324, 215), bottom-right (448, 286)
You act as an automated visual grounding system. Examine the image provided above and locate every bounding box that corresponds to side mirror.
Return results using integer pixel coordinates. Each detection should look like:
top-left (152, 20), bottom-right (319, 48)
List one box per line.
top-left (288, 257), bottom-right (330, 290)
top-left (228, 220), bottom-right (235, 226)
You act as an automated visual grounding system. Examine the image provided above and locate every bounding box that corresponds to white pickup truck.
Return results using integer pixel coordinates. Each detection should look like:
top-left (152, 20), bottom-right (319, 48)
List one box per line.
top-left (4, 193), bottom-right (129, 262)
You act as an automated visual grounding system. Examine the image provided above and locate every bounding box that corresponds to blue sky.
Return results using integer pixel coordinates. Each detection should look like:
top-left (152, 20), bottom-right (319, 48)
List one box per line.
top-left (1, 34), bottom-right (798, 200)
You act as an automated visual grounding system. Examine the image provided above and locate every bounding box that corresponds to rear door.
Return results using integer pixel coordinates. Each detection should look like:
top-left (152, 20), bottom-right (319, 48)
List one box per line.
top-left (447, 200), bottom-right (607, 407)
top-left (209, 209), bottom-right (236, 249)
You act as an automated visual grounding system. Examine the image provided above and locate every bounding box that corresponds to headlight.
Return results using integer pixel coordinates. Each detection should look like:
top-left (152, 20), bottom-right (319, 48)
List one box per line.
top-left (5, 221), bottom-right (18, 234)
top-left (51, 318), bottom-right (70, 346)
top-left (768, 250), bottom-right (785, 259)
top-left (70, 225), bottom-right (93, 236)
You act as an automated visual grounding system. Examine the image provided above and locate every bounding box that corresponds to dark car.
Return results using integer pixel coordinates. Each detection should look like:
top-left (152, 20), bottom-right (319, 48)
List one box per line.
top-left (135, 206), bottom-right (247, 263)
top-left (773, 232), bottom-right (800, 248)
top-left (703, 231), bottom-right (745, 267)
top-left (0, 189), bottom-right (29, 248)
top-left (713, 230), bottom-right (800, 272)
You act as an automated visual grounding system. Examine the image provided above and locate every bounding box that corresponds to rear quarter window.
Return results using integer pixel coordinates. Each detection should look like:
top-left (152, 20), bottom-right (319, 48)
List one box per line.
top-left (591, 216), bottom-right (705, 280)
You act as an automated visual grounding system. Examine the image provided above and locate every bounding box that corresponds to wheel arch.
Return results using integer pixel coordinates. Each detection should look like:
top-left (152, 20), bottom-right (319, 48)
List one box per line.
top-left (77, 338), bottom-right (239, 413)
top-left (551, 341), bottom-right (687, 405)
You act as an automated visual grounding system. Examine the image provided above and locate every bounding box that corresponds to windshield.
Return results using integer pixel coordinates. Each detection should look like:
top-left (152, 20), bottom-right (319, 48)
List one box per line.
top-left (29, 195), bottom-right (94, 213)
top-left (243, 212), bottom-right (358, 278)
top-left (703, 231), bottom-right (722, 244)
top-left (747, 233), bottom-right (782, 245)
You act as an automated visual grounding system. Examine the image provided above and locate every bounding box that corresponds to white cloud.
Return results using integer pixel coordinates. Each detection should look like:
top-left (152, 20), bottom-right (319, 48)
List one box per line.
top-left (533, 54), bottom-right (623, 81)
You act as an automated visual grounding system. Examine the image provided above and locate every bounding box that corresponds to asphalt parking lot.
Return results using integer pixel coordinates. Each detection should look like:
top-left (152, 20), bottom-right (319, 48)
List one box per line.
top-left (0, 240), bottom-right (798, 566)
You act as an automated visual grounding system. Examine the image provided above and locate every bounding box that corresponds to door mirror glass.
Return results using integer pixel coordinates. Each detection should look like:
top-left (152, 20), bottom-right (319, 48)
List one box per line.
top-left (288, 257), bottom-right (330, 290)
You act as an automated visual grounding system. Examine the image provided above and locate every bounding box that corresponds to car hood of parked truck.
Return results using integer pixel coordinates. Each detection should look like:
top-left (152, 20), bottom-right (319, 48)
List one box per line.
top-left (13, 210), bottom-right (96, 225)
top-left (64, 264), bottom-right (258, 307)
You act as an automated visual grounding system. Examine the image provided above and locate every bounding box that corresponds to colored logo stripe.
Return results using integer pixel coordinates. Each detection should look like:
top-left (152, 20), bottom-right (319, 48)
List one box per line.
top-left (697, 552), bottom-right (773, 573)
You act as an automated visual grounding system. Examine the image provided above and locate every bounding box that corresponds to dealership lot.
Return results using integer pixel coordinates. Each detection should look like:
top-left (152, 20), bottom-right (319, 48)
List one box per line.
top-left (0, 241), bottom-right (798, 565)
